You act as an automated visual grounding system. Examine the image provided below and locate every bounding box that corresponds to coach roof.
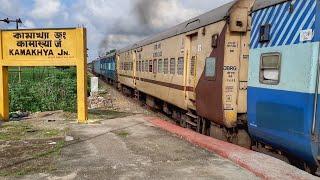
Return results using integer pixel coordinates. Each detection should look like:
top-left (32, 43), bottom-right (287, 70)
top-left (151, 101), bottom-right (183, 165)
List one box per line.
top-left (118, 1), bottom-right (237, 53)
top-left (252, 0), bottom-right (288, 12)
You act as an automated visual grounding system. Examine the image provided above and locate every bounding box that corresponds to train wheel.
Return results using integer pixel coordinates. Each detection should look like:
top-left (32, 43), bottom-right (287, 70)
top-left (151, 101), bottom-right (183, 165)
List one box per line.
top-left (210, 125), bottom-right (227, 141)
top-left (180, 115), bottom-right (187, 128)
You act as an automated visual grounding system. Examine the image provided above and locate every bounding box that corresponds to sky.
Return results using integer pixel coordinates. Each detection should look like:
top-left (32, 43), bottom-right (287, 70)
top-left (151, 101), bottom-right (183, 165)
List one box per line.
top-left (0, 0), bottom-right (233, 62)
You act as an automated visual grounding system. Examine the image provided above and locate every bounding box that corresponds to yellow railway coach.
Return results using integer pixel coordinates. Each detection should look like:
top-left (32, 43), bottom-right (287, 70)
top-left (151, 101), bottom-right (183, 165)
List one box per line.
top-left (117, 0), bottom-right (254, 148)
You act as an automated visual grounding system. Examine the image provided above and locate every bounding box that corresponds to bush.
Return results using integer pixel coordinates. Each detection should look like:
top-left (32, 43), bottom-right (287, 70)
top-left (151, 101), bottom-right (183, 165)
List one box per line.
top-left (9, 68), bottom-right (78, 113)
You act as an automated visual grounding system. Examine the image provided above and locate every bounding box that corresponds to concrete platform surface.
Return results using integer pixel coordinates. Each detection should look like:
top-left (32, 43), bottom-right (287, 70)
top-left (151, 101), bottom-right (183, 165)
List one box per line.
top-left (147, 117), bottom-right (319, 180)
top-left (25, 114), bottom-right (259, 180)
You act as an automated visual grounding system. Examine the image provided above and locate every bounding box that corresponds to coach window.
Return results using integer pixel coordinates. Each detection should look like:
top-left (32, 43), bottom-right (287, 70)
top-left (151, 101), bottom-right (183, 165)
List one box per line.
top-left (139, 61), bottom-right (141, 72)
top-left (190, 56), bottom-right (196, 76)
top-left (164, 58), bottom-right (169, 74)
top-left (153, 59), bottom-right (157, 74)
top-left (141, 60), bottom-right (144, 72)
top-left (177, 57), bottom-right (184, 75)
top-left (158, 59), bottom-right (163, 73)
top-left (136, 61), bottom-right (139, 71)
top-left (145, 61), bottom-right (148, 72)
top-left (170, 58), bottom-right (176, 74)
top-left (149, 60), bottom-right (153, 72)
top-left (260, 53), bottom-right (281, 85)
top-left (205, 57), bottom-right (216, 79)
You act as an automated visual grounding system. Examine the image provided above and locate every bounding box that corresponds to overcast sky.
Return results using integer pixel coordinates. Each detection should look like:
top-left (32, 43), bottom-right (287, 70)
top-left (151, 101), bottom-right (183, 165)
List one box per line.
top-left (0, 0), bottom-right (232, 61)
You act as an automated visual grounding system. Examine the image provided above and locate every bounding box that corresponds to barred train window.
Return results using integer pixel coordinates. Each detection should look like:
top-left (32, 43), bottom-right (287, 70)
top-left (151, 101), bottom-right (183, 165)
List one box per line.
top-left (190, 56), bottom-right (196, 76)
top-left (170, 58), bottom-right (176, 74)
top-left (158, 59), bottom-right (163, 73)
top-left (138, 61), bottom-right (141, 72)
top-left (164, 59), bottom-right (169, 74)
top-left (153, 59), bottom-right (157, 74)
top-left (260, 53), bottom-right (281, 85)
top-left (205, 57), bottom-right (216, 78)
top-left (142, 61), bottom-right (144, 72)
top-left (177, 57), bottom-right (184, 75)
top-left (149, 60), bottom-right (153, 72)
top-left (145, 61), bottom-right (148, 72)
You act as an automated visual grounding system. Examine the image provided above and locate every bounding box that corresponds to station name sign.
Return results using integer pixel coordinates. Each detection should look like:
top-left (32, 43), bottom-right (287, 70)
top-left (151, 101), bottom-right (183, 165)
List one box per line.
top-left (1, 29), bottom-right (79, 61)
top-left (0, 28), bottom-right (88, 123)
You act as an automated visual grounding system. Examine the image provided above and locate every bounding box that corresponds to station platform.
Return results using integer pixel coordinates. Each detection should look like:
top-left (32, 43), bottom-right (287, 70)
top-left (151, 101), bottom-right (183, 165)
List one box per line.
top-left (146, 117), bottom-right (318, 180)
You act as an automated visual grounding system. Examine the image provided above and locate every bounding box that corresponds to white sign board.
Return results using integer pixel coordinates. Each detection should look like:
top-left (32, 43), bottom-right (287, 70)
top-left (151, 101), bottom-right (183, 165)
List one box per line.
top-left (300, 29), bottom-right (313, 42)
top-left (90, 77), bottom-right (99, 94)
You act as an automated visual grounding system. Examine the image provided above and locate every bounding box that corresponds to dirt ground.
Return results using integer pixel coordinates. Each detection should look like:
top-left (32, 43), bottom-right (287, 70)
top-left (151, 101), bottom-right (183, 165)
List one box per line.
top-left (0, 79), bottom-right (258, 179)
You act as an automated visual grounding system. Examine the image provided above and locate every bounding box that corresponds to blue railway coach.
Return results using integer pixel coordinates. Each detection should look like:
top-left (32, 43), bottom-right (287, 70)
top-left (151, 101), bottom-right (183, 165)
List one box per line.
top-left (92, 59), bottom-right (102, 76)
top-left (92, 50), bottom-right (117, 84)
top-left (249, 0), bottom-right (320, 171)
top-left (103, 50), bottom-right (117, 84)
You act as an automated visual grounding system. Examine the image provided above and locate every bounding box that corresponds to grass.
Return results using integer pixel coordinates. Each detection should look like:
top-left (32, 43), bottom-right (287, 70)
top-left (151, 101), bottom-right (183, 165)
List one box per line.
top-left (0, 140), bottom-right (65, 177)
top-left (64, 109), bottom-right (133, 123)
top-left (0, 121), bottom-right (66, 177)
top-left (115, 130), bottom-right (130, 138)
top-left (32, 141), bottom-right (65, 159)
top-left (8, 67), bottom-right (71, 84)
top-left (88, 109), bottom-right (132, 120)
top-left (0, 121), bottom-right (63, 141)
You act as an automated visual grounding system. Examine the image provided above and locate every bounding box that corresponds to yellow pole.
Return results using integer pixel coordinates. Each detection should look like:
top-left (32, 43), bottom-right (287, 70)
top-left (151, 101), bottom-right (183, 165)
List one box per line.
top-left (76, 28), bottom-right (88, 123)
top-left (0, 66), bottom-right (9, 122)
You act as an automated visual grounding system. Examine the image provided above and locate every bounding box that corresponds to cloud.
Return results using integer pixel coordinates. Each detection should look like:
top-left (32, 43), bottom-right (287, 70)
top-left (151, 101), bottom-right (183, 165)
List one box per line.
top-left (96, 0), bottom-right (200, 56)
top-left (23, 19), bottom-right (36, 28)
top-left (30, 0), bottom-right (61, 19)
top-left (0, 0), bottom-right (21, 17)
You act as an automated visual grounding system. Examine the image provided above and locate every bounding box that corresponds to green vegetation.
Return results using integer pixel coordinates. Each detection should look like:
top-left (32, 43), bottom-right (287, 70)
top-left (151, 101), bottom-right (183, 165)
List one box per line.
top-left (0, 121), bottom-right (63, 141)
top-left (0, 140), bottom-right (65, 177)
top-left (64, 109), bottom-right (132, 123)
top-left (9, 67), bottom-right (79, 113)
top-left (0, 120), bottom-right (66, 177)
top-left (88, 109), bottom-right (132, 120)
top-left (32, 141), bottom-right (65, 159)
top-left (115, 130), bottom-right (130, 138)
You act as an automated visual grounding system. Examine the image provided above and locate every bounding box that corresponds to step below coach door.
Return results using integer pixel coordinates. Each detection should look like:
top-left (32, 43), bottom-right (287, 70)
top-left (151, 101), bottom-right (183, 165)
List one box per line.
top-left (187, 33), bottom-right (198, 104)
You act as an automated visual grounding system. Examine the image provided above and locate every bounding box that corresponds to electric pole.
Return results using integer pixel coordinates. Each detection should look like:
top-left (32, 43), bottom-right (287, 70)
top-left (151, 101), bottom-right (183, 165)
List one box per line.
top-left (0, 18), bottom-right (23, 83)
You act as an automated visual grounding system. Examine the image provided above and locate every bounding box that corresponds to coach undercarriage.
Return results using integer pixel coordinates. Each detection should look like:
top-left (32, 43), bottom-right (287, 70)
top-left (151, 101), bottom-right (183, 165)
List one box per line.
top-left (119, 84), bottom-right (252, 149)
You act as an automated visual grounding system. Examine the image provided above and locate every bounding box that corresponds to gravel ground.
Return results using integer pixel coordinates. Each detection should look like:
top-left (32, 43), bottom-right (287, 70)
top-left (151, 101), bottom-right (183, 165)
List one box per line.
top-left (97, 80), bottom-right (151, 115)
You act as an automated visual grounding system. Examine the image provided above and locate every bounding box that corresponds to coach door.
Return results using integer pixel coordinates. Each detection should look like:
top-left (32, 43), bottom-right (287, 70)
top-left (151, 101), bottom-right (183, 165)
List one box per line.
top-left (187, 33), bottom-right (198, 107)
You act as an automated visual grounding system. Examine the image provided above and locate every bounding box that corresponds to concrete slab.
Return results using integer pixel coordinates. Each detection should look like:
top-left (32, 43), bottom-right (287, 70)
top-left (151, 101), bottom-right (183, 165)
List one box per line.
top-left (146, 117), bottom-right (319, 180)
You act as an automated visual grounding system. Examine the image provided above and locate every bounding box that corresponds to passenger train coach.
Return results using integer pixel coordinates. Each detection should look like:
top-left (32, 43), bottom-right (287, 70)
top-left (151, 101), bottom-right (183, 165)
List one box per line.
top-left (91, 50), bottom-right (117, 84)
top-left (92, 0), bottom-right (320, 174)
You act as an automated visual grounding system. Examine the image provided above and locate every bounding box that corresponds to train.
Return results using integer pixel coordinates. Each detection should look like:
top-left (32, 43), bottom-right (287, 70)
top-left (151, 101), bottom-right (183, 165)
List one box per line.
top-left (90, 50), bottom-right (117, 84)
top-left (90, 0), bottom-right (320, 174)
